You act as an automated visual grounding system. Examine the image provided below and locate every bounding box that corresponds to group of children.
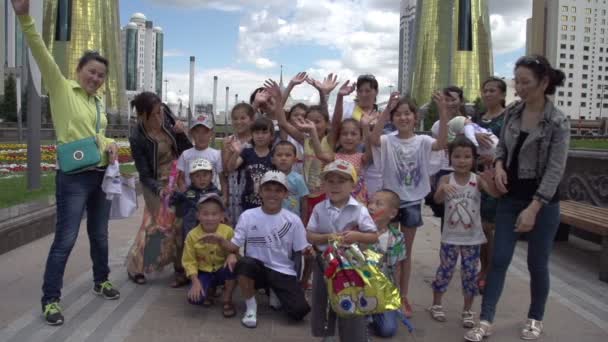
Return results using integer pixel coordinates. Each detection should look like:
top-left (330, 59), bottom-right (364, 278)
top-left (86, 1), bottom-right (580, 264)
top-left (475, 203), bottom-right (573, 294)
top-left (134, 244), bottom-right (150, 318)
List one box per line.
top-left (166, 73), bottom-right (503, 341)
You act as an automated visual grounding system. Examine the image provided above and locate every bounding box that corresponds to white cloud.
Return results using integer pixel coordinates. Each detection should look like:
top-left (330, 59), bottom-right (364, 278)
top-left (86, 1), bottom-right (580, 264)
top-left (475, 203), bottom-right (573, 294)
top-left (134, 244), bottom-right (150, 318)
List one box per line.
top-left (255, 57), bottom-right (277, 69)
top-left (488, 0), bottom-right (532, 55)
top-left (163, 49), bottom-right (187, 57)
top-left (236, 0), bottom-right (400, 98)
top-left (490, 14), bottom-right (528, 54)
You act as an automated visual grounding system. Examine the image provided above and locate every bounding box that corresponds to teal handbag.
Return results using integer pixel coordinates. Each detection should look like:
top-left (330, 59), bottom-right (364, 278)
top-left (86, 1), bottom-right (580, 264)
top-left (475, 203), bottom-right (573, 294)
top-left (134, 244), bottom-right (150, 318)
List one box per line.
top-left (56, 99), bottom-right (102, 173)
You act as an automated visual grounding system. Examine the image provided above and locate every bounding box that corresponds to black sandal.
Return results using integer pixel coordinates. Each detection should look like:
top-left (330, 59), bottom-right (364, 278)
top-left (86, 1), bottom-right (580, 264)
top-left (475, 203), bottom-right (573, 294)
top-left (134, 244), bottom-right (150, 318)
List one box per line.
top-left (128, 272), bottom-right (146, 285)
top-left (222, 302), bottom-right (236, 318)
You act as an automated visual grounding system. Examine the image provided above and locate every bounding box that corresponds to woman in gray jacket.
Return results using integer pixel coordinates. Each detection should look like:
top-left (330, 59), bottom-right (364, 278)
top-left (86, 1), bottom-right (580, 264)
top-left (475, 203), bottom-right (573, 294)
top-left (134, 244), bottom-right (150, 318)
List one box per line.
top-left (465, 55), bottom-right (569, 341)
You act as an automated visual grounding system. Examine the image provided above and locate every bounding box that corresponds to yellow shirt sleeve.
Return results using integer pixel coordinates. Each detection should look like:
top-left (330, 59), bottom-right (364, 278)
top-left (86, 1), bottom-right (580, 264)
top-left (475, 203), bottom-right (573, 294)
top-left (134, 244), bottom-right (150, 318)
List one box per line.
top-left (181, 227), bottom-right (200, 278)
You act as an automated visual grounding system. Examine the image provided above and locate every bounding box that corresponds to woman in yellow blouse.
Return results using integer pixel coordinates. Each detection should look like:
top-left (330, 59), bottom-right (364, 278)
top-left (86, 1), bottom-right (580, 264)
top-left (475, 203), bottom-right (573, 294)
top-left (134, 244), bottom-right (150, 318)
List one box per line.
top-left (11, 0), bottom-right (119, 326)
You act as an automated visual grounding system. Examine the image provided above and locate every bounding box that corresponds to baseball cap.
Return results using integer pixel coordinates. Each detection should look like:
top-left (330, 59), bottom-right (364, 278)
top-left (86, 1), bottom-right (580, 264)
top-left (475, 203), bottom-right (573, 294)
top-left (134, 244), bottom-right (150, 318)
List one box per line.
top-left (197, 192), bottom-right (225, 210)
top-left (447, 116), bottom-right (467, 142)
top-left (190, 114), bottom-right (214, 130)
top-left (320, 160), bottom-right (357, 183)
top-left (260, 170), bottom-right (288, 190)
top-left (189, 158), bottom-right (213, 174)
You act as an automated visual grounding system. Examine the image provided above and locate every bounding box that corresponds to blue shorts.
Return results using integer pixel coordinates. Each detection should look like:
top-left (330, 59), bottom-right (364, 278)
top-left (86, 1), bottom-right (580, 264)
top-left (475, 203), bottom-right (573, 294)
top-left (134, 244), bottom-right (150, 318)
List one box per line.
top-left (399, 201), bottom-right (423, 228)
top-left (188, 267), bottom-right (236, 305)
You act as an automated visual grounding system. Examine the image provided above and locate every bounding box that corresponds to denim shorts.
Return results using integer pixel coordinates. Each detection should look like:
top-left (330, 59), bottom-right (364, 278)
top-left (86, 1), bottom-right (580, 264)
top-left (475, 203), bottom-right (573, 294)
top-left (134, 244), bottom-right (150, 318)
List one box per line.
top-left (399, 201), bottom-right (423, 228)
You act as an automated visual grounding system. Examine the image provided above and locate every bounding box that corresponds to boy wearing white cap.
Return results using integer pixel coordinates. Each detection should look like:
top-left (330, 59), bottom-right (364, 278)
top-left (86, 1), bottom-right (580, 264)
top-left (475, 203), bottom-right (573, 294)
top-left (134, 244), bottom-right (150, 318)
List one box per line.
top-left (306, 160), bottom-right (378, 342)
top-left (172, 158), bottom-right (222, 240)
top-left (201, 170), bottom-right (311, 329)
top-left (177, 114), bottom-right (227, 204)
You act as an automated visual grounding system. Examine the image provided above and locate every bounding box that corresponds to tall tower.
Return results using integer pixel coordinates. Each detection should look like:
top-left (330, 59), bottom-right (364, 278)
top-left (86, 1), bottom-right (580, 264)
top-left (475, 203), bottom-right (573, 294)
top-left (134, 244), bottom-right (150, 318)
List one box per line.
top-left (410, 0), bottom-right (493, 104)
top-left (398, 0), bottom-right (417, 95)
top-left (121, 13), bottom-right (164, 96)
top-left (42, 0), bottom-right (126, 115)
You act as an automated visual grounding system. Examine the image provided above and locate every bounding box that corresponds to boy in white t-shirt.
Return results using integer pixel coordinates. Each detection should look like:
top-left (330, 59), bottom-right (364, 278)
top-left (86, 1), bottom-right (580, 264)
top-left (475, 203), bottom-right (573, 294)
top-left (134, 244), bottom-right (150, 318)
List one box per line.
top-left (177, 114), bottom-right (227, 204)
top-left (306, 160), bottom-right (378, 342)
top-left (202, 171), bottom-right (311, 329)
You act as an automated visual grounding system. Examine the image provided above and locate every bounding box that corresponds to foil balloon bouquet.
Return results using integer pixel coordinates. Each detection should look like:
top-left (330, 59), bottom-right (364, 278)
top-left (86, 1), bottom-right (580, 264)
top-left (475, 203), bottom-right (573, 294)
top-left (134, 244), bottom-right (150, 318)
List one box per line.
top-left (319, 236), bottom-right (402, 317)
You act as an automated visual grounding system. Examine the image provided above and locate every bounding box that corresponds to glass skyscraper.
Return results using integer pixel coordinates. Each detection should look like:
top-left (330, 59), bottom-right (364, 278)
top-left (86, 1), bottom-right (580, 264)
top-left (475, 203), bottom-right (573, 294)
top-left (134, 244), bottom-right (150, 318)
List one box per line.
top-left (42, 0), bottom-right (126, 114)
top-left (410, 0), bottom-right (493, 104)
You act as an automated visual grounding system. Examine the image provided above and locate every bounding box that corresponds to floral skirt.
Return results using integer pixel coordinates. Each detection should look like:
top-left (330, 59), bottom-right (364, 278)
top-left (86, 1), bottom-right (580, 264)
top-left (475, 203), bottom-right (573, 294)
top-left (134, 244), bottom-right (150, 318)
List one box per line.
top-left (126, 188), bottom-right (182, 274)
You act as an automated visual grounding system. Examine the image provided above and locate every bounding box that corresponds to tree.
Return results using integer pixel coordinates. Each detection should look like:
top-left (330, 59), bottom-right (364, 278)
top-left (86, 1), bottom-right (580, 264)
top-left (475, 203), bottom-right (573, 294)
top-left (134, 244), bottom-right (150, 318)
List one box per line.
top-left (473, 96), bottom-right (485, 116)
top-left (423, 100), bottom-right (438, 131)
top-left (1, 75), bottom-right (18, 122)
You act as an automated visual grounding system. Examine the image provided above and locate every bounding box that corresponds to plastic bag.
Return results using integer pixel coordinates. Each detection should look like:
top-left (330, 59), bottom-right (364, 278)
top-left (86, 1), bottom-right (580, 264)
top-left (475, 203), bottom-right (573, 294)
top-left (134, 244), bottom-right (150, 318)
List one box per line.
top-left (320, 239), bottom-right (401, 317)
top-left (109, 175), bottom-right (139, 220)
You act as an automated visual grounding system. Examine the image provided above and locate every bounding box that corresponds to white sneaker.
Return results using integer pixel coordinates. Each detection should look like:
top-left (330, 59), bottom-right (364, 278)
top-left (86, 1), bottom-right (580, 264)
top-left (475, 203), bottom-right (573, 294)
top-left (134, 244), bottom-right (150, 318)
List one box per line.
top-left (269, 289), bottom-right (282, 310)
top-left (241, 309), bottom-right (257, 328)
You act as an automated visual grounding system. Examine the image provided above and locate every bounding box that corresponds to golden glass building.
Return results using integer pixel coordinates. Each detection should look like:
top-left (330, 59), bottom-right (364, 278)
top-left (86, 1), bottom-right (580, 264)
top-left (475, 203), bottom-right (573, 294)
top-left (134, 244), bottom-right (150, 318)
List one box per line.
top-left (410, 0), bottom-right (493, 104)
top-left (42, 0), bottom-right (126, 114)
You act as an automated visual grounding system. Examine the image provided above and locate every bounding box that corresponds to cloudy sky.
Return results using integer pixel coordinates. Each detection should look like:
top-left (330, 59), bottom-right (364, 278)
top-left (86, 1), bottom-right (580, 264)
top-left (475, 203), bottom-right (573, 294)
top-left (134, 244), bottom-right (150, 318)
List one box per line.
top-left (120, 0), bottom-right (532, 110)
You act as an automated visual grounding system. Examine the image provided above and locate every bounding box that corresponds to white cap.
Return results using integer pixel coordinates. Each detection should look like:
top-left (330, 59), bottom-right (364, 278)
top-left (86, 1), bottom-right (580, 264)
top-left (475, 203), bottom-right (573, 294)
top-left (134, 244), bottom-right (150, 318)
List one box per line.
top-left (260, 170), bottom-right (288, 190)
top-left (189, 158), bottom-right (213, 174)
top-left (190, 114), bottom-right (214, 130)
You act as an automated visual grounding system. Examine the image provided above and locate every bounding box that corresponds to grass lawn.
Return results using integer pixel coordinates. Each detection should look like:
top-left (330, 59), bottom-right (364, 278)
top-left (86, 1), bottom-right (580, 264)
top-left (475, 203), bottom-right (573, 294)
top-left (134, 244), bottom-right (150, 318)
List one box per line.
top-left (0, 164), bottom-right (139, 209)
top-left (570, 139), bottom-right (608, 150)
top-left (0, 172), bottom-right (56, 209)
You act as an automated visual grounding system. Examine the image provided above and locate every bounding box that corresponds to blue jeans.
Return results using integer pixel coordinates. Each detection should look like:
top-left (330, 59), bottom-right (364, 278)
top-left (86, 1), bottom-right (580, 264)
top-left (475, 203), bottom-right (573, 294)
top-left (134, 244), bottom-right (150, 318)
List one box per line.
top-left (480, 197), bottom-right (560, 322)
top-left (370, 310), bottom-right (399, 337)
top-left (42, 170), bottom-right (111, 305)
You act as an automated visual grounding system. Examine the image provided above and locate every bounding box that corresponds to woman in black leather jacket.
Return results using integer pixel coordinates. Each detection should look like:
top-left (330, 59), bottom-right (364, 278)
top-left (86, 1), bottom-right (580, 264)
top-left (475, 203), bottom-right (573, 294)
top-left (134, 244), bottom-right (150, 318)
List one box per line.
top-left (126, 92), bottom-right (192, 286)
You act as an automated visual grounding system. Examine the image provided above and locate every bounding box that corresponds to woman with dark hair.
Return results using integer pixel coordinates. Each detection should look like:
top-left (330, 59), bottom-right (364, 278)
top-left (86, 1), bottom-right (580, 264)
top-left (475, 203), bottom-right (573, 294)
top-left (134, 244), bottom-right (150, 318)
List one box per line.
top-left (11, 0), bottom-right (121, 326)
top-left (473, 77), bottom-right (507, 293)
top-left (465, 55), bottom-right (569, 341)
top-left (126, 92), bottom-right (192, 287)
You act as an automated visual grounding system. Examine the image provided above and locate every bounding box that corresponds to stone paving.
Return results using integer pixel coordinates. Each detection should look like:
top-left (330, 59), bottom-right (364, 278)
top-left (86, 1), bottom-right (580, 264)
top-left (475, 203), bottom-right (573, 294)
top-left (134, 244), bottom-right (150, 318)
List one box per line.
top-left (0, 203), bottom-right (607, 341)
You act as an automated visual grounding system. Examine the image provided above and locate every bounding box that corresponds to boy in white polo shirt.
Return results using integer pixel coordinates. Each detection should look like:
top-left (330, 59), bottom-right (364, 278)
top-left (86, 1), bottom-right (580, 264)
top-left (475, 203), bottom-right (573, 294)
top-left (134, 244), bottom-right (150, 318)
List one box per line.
top-left (201, 170), bottom-right (311, 329)
top-left (306, 160), bottom-right (378, 342)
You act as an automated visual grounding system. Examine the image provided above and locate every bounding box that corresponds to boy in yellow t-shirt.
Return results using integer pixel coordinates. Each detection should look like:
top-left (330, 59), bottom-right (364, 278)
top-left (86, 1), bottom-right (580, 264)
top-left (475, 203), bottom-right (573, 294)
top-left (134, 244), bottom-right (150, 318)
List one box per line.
top-left (182, 193), bottom-right (238, 318)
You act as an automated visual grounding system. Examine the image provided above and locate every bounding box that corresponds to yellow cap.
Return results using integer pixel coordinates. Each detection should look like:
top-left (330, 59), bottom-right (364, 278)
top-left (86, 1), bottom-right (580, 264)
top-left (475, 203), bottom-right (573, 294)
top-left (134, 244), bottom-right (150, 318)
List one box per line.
top-left (321, 160), bottom-right (357, 183)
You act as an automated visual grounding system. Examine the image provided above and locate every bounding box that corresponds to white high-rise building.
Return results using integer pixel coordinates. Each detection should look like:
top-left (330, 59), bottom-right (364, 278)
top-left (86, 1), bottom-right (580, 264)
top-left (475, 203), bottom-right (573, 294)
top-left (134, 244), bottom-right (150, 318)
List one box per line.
top-left (121, 13), bottom-right (164, 95)
top-left (397, 0), bottom-right (417, 95)
top-left (531, 0), bottom-right (608, 119)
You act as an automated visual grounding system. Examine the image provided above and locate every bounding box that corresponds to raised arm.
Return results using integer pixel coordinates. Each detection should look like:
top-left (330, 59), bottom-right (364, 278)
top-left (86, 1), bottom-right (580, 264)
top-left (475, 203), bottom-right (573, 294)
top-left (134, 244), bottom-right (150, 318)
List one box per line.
top-left (370, 92), bottom-right (400, 147)
top-left (225, 138), bottom-right (245, 172)
top-left (282, 72), bottom-right (307, 107)
top-left (331, 80), bottom-right (356, 144)
top-left (12, 0), bottom-right (66, 94)
top-left (431, 91), bottom-right (449, 151)
top-left (360, 111), bottom-right (378, 167)
top-left (264, 79), bottom-right (306, 143)
top-left (310, 73), bottom-right (338, 111)
top-left (294, 117), bottom-right (334, 164)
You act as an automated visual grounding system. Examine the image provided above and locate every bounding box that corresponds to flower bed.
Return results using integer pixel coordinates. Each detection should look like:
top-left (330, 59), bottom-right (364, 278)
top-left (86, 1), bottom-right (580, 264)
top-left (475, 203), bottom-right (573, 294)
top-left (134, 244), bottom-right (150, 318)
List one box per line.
top-left (0, 141), bottom-right (133, 174)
